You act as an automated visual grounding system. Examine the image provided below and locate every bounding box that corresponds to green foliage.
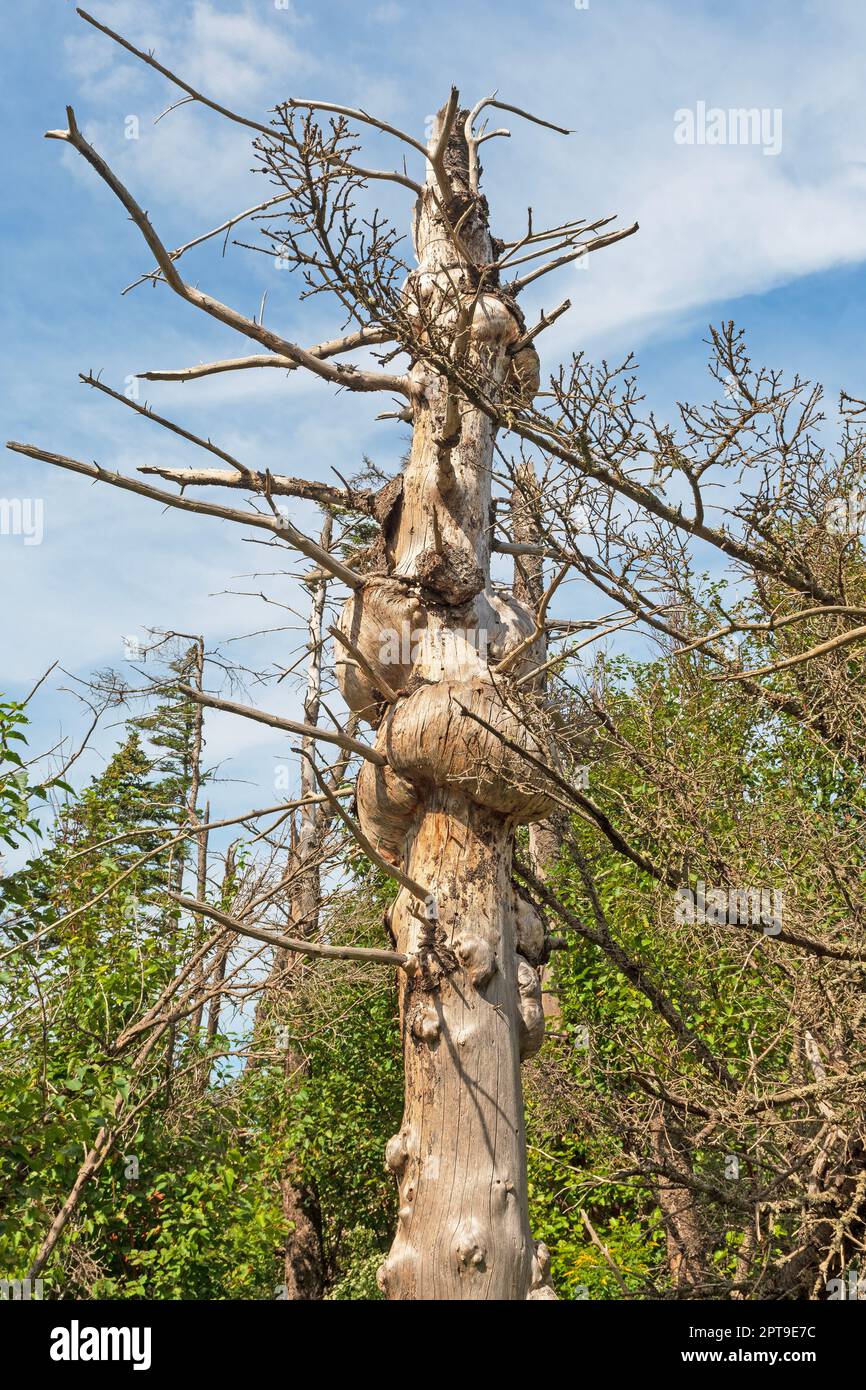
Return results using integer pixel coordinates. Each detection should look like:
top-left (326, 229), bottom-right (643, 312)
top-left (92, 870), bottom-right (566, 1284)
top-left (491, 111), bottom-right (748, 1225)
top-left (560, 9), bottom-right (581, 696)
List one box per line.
top-left (88, 1120), bottom-right (288, 1301)
top-left (0, 698), bottom-right (64, 910)
top-left (256, 898), bottom-right (404, 1294)
top-left (0, 697), bottom-right (403, 1297)
top-left (520, 636), bottom-right (866, 1297)
top-left (3, 604), bottom-right (861, 1299)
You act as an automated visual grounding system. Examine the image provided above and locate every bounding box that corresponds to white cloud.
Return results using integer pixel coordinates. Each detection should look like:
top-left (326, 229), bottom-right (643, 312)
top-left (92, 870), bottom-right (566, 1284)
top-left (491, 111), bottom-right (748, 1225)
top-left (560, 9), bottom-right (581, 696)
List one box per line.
top-left (185, 1), bottom-right (313, 106)
top-left (52, 0), bottom-right (866, 355)
top-left (401, 0), bottom-right (866, 352)
top-left (10, 0), bottom-right (866, 789)
top-left (61, 0), bottom-right (319, 221)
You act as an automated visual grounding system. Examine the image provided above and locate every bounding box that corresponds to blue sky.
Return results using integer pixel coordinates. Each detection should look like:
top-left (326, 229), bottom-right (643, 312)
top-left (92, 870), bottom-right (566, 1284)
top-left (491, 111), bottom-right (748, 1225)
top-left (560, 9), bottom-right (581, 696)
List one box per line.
top-left (2, 0), bottom-right (866, 823)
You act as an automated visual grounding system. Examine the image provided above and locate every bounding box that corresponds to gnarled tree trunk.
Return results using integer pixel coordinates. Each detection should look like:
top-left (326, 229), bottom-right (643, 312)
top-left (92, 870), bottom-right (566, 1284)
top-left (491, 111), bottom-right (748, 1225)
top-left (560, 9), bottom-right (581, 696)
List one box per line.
top-left (336, 103), bottom-right (556, 1299)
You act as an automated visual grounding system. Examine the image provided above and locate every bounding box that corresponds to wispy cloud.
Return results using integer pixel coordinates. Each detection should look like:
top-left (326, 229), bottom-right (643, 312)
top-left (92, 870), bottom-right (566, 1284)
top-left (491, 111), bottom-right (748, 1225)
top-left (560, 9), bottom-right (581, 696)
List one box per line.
top-left (5, 0), bottom-right (866, 786)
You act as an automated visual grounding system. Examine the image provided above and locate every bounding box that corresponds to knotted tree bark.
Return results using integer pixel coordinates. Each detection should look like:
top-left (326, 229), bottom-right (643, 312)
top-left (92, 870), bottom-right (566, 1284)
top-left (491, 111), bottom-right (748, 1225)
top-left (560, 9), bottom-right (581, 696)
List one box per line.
top-left (335, 102), bottom-right (557, 1300)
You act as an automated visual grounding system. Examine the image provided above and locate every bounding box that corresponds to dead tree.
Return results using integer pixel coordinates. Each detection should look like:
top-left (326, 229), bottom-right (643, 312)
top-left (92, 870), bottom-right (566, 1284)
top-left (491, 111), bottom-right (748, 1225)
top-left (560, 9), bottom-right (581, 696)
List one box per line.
top-left (8, 10), bottom-right (637, 1299)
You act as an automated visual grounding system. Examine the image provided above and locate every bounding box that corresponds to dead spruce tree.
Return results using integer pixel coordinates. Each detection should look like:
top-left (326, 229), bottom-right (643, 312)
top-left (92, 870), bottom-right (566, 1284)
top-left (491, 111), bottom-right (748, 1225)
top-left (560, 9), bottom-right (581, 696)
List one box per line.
top-left (8, 10), bottom-right (637, 1299)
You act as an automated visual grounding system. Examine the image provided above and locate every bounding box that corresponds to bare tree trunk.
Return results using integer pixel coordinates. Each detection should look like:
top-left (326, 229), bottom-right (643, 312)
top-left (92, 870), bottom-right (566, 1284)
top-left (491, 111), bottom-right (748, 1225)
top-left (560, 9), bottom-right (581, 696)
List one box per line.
top-left (189, 799), bottom-right (210, 1040)
top-left (649, 1115), bottom-right (708, 1292)
top-left (248, 539), bottom-right (332, 1299)
top-left (337, 105), bottom-right (555, 1299)
top-left (294, 515), bottom-right (332, 929)
top-left (279, 1170), bottom-right (324, 1301)
top-left (279, 524), bottom-right (330, 1299)
top-left (512, 459), bottom-right (562, 1024)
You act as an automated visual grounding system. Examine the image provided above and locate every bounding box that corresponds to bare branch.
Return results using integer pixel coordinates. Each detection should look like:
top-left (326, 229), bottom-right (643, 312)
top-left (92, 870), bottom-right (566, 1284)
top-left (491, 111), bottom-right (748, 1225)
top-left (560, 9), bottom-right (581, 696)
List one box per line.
top-left (298, 750), bottom-right (433, 915)
top-left (321, 152), bottom-right (423, 195)
top-left (465, 91), bottom-right (571, 192)
top-left (506, 222), bottom-right (639, 293)
top-left (715, 624), bottom-right (866, 683)
top-left (137, 465), bottom-right (373, 513)
top-left (174, 683), bottom-right (386, 766)
top-left (675, 606), bottom-right (866, 658)
top-left (5, 441), bottom-right (364, 589)
top-left (509, 299), bottom-right (571, 354)
top-left (75, 8), bottom-right (305, 144)
top-left (429, 86), bottom-right (460, 198)
top-left (329, 624), bottom-right (399, 703)
top-left (80, 373), bottom-right (249, 477)
top-left (137, 325), bottom-right (396, 382)
top-left (122, 191), bottom-right (293, 293)
top-left (480, 96), bottom-right (573, 137)
top-left (285, 97), bottom-right (428, 160)
top-left (45, 108), bottom-right (409, 398)
top-left (138, 355), bottom-right (297, 382)
top-left (495, 563), bottom-right (569, 674)
top-left (172, 894), bottom-right (407, 966)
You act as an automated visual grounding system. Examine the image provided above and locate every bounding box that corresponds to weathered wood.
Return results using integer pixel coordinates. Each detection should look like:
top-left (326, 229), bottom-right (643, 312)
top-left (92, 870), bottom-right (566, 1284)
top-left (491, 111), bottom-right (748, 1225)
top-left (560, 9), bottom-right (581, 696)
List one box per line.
top-left (335, 99), bottom-right (555, 1299)
top-left (379, 794), bottom-right (548, 1299)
